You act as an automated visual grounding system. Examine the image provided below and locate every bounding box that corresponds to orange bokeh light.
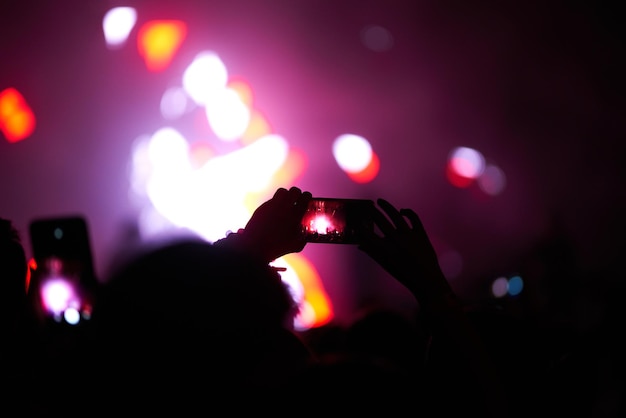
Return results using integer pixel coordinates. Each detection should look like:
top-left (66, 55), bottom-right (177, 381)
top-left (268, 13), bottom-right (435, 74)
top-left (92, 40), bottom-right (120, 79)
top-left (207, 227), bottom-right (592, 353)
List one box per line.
top-left (282, 253), bottom-right (333, 328)
top-left (227, 78), bottom-right (254, 107)
top-left (272, 148), bottom-right (307, 186)
top-left (137, 20), bottom-right (187, 72)
top-left (0, 88), bottom-right (20, 118)
top-left (241, 110), bottom-right (272, 145)
top-left (0, 88), bottom-right (36, 143)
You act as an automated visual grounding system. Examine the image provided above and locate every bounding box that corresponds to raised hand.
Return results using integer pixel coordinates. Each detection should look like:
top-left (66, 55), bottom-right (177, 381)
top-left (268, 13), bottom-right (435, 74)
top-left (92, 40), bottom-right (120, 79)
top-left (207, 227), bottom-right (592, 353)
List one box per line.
top-left (357, 198), bottom-right (453, 304)
top-left (216, 187), bottom-right (312, 263)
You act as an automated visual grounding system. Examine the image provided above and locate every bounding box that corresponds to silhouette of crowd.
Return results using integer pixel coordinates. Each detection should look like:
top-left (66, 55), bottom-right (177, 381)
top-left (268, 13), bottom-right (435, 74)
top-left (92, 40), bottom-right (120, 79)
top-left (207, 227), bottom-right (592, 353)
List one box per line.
top-left (1, 186), bottom-right (624, 416)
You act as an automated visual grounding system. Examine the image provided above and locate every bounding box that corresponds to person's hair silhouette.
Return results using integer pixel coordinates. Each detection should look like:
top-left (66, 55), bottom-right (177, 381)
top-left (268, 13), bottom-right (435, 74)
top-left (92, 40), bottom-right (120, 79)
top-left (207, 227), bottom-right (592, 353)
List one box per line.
top-left (0, 217), bottom-right (45, 414)
top-left (91, 238), bottom-right (312, 411)
top-left (0, 217), bottom-right (28, 314)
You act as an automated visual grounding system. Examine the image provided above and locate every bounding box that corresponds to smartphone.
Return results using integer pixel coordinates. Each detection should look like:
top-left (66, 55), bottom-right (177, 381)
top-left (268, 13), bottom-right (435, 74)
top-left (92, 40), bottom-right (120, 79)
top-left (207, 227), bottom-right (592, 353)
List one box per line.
top-left (301, 198), bottom-right (375, 244)
top-left (29, 215), bottom-right (97, 324)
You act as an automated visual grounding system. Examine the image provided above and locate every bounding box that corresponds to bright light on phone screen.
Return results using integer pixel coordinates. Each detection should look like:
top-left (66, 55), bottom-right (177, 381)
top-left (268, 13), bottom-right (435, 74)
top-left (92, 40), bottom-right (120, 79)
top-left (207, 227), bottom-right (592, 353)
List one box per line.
top-left (308, 214), bottom-right (332, 234)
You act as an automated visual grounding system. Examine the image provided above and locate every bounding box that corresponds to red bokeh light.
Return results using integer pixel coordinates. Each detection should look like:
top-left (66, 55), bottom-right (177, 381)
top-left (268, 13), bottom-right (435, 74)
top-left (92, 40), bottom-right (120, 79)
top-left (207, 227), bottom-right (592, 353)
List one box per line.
top-left (346, 151), bottom-right (380, 183)
top-left (446, 161), bottom-right (475, 188)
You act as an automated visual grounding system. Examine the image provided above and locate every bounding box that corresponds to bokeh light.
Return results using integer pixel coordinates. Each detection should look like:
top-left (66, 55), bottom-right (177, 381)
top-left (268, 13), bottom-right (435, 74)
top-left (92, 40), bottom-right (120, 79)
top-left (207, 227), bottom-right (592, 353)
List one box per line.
top-left (182, 51), bottom-right (229, 106)
top-left (205, 87), bottom-right (251, 141)
top-left (137, 20), bottom-right (187, 72)
top-left (360, 24), bottom-right (394, 52)
top-left (0, 87), bottom-right (36, 143)
top-left (508, 275), bottom-right (524, 296)
top-left (279, 253), bottom-right (333, 330)
top-left (63, 307), bottom-right (81, 325)
top-left (188, 141), bottom-right (214, 169)
top-left (228, 78), bottom-right (254, 107)
top-left (478, 164), bottom-right (507, 196)
top-left (491, 276), bottom-right (509, 298)
top-left (346, 151), bottom-right (380, 183)
top-left (447, 146), bottom-right (485, 188)
top-left (103, 7), bottom-right (137, 49)
top-left (241, 109), bottom-right (272, 144)
top-left (333, 133), bottom-right (372, 172)
top-left (160, 86), bottom-right (192, 120)
top-left (332, 133), bottom-right (380, 183)
top-left (40, 278), bottom-right (78, 316)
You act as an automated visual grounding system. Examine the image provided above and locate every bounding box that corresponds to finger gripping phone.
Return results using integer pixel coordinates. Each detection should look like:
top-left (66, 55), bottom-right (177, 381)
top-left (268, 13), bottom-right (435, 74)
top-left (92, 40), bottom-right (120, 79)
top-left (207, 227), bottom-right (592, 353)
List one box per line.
top-left (301, 198), bottom-right (374, 244)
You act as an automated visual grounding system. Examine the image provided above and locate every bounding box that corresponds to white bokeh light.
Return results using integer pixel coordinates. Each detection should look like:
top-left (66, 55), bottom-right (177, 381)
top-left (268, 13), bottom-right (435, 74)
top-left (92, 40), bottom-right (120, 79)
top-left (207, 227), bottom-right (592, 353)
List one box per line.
top-left (182, 51), bottom-right (228, 106)
top-left (41, 278), bottom-right (77, 315)
top-left (206, 88), bottom-right (251, 141)
top-left (63, 307), bottom-right (81, 325)
top-left (449, 146), bottom-right (486, 179)
top-left (147, 127), bottom-right (191, 173)
top-left (140, 132), bottom-right (289, 242)
top-left (491, 276), bottom-right (509, 298)
top-left (333, 134), bottom-right (373, 173)
top-left (102, 7), bottom-right (137, 49)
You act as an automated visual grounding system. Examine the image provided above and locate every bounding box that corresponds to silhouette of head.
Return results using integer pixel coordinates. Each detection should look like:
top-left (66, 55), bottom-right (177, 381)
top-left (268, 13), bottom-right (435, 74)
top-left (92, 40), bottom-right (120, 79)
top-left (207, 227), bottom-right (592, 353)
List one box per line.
top-left (0, 217), bottom-right (29, 320)
top-left (92, 238), bottom-right (311, 408)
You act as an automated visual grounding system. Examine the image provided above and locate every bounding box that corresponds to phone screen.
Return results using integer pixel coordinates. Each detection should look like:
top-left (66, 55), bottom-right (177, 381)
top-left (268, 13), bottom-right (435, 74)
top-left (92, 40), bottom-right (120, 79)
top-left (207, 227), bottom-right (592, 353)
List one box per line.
top-left (301, 198), bottom-right (374, 244)
top-left (29, 216), bottom-right (97, 324)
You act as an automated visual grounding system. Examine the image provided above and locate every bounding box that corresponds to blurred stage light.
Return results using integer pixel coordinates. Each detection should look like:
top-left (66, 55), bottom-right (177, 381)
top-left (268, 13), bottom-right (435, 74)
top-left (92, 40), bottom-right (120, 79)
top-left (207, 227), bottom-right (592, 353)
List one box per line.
top-left (491, 276), bottom-right (509, 298)
top-left (40, 277), bottom-right (79, 316)
top-left (491, 275), bottom-right (524, 298)
top-left (182, 51), bottom-right (229, 105)
top-left (228, 78), bottom-right (254, 107)
top-left (333, 134), bottom-right (372, 172)
top-left (269, 147), bottom-right (308, 188)
top-left (137, 20), bottom-right (187, 72)
top-left (147, 127), bottom-right (190, 173)
top-left (478, 164), bottom-right (506, 196)
top-left (241, 109), bottom-right (272, 144)
top-left (103, 7), bottom-right (137, 49)
top-left (333, 133), bottom-right (380, 183)
top-left (205, 88), bottom-right (251, 141)
top-left (507, 275), bottom-right (523, 296)
top-left (277, 253), bottom-right (333, 330)
top-left (0, 87), bottom-right (36, 143)
top-left (63, 307), bottom-right (81, 325)
top-left (360, 24), bottom-right (394, 52)
top-left (346, 151), bottom-right (380, 183)
top-left (138, 129), bottom-right (290, 242)
top-left (188, 141), bottom-right (214, 169)
top-left (447, 146), bottom-right (485, 188)
top-left (160, 86), bottom-right (192, 120)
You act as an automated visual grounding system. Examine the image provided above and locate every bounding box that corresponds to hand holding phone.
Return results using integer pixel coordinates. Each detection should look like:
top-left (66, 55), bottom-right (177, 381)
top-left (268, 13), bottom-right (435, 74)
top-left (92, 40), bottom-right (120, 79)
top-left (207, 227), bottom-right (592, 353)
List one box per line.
top-left (29, 215), bottom-right (97, 324)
